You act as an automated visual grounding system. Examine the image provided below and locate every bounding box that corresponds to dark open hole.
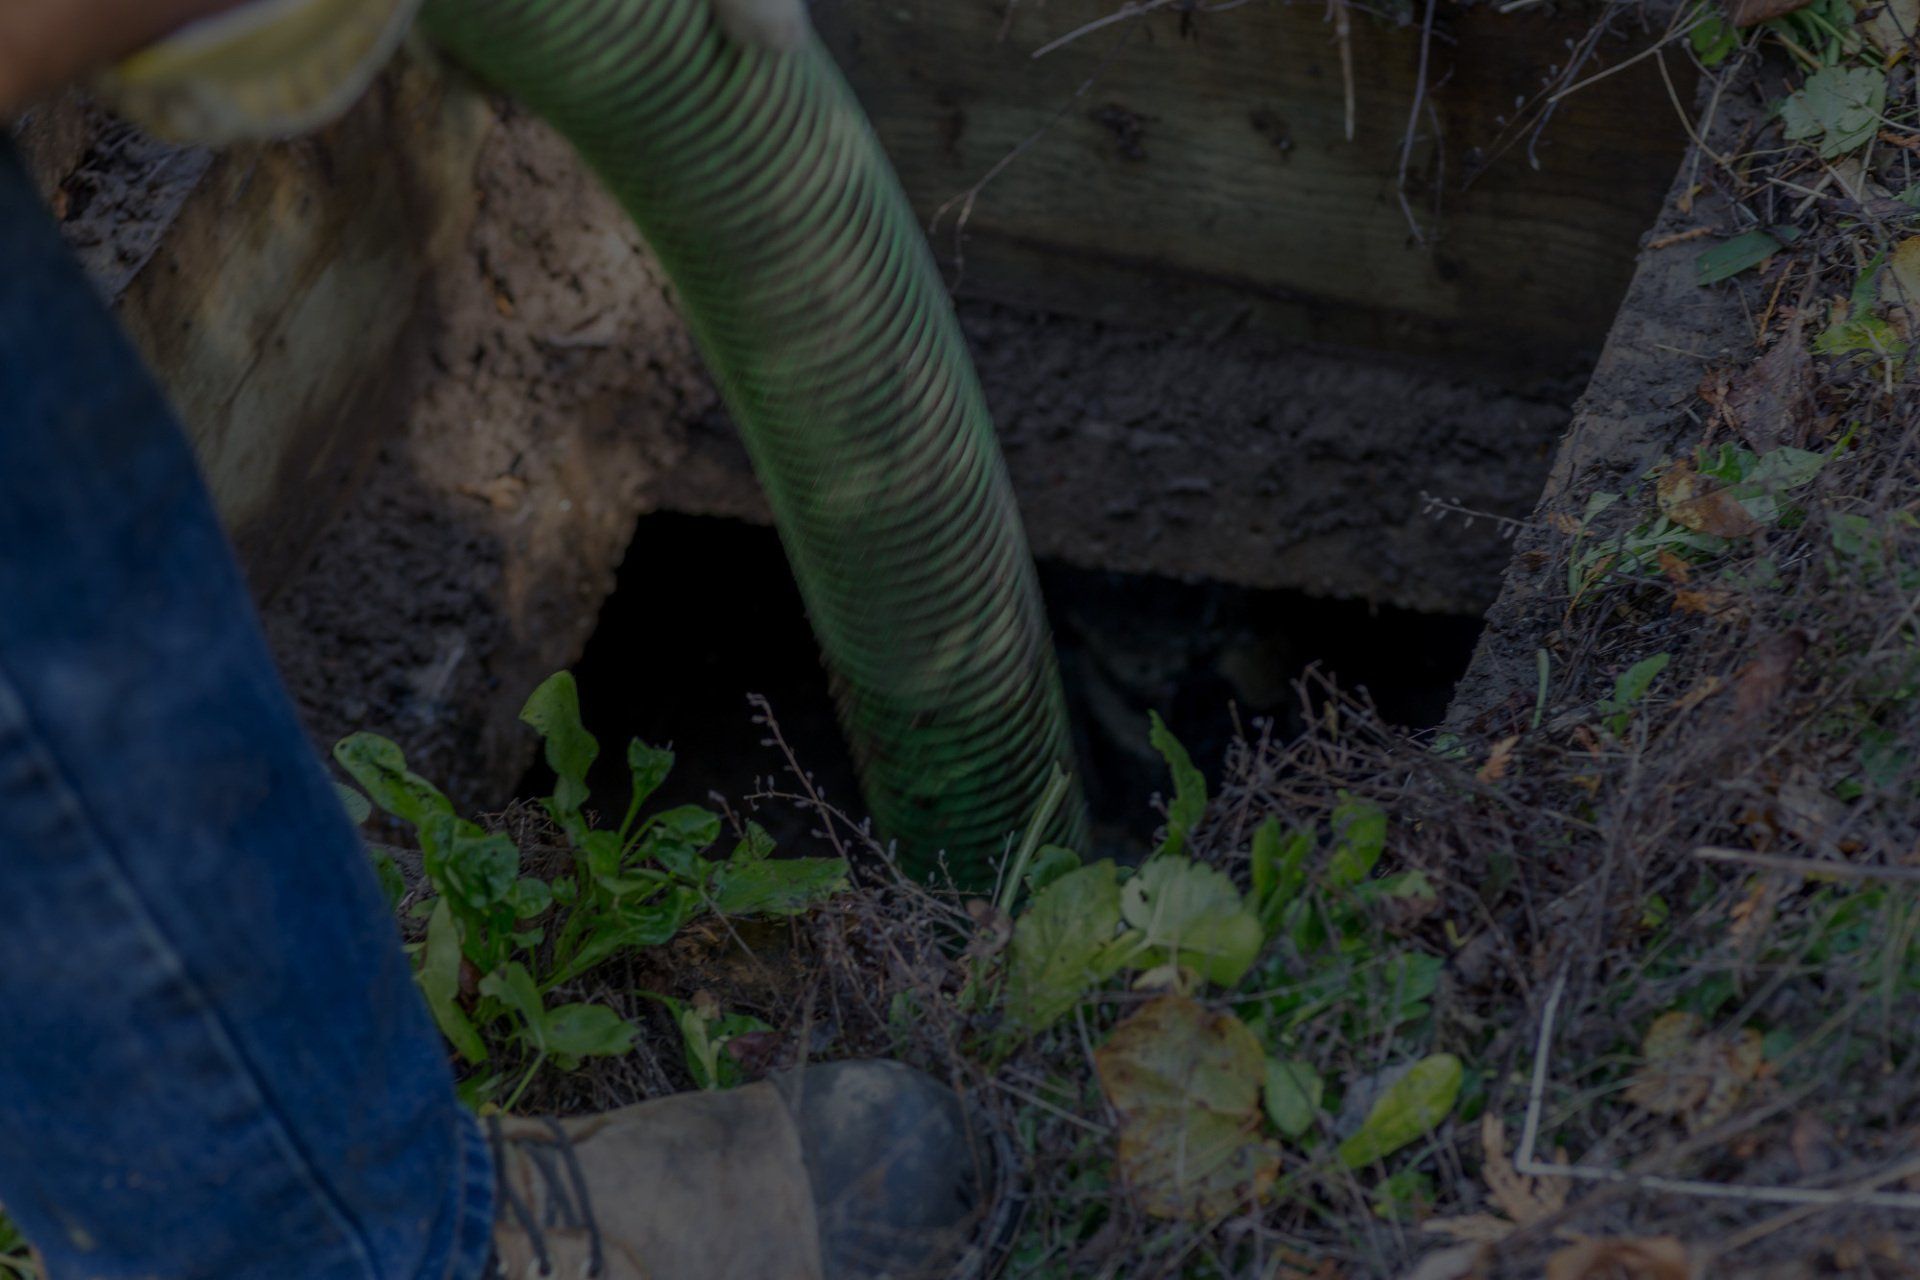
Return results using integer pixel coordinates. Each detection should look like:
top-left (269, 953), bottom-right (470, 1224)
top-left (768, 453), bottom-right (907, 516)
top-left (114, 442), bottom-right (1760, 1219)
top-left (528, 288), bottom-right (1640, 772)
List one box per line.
top-left (553, 512), bottom-right (1482, 855)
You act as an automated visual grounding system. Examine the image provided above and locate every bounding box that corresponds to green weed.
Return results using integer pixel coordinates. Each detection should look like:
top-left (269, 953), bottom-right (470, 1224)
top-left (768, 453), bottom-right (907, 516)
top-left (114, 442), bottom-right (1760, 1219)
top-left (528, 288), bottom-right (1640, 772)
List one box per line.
top-left (335, 671), bottom-right (848, 1107)
top-left (989, 720), bottom-right (1459, 1244)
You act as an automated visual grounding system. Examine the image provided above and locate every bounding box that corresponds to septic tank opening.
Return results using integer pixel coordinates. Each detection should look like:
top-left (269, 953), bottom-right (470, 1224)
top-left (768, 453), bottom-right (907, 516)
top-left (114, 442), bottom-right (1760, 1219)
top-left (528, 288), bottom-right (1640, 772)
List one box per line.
top-left (553, 512), bottom-right (1484, 857)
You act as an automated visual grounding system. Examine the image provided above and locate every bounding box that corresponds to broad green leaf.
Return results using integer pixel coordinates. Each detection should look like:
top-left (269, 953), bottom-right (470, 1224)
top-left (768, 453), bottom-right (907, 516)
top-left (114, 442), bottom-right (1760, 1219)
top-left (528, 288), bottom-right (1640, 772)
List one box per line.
top-left (1613, 653), bottom-right (1671, 704)
top-left (1251, 818), bottom-right (1312, 915)
top-left (709, 857), bottom-right (849, 917)
top-left (335, 782), bottom-right (373, 827)
top-left (1600, 653), bottom-right (1671, 735)
top-left (1745, 446), bottom-right (1826, 493)
top-left (551, 886), bottom-right (703, 985)
top-left (333, 734), bottom-right (454, 828)
top-left (442, 830), bottom-right (520, 911)
top-left (1779, 65), bottom-right (1887, 158)
top-left (1095, 996), bottom-right (1280, 1219)
top-left (1695, 230), bottom-right (1786, 285)
top-left (1119, 857), bottom-right (1263, 987)
top-left (1337, 1054), bottom-right (1463, 1168)
top-left (1324, 797), bottom-right (1388, 890)
top-left (1689, 3), bottom-right (1738, 65)
top-left (542, 1002), bottom-right (636, 1067)
top-left (730, 821), bottom-right (775, 863)
top-left (419, 899), bottom-right (486, 1063)
top-left (507, 876), bottom-right (554, 920)
top-left (1004, 860), bottom-right (1125, 1038)
top-left (638, 805), bottom-right (722, 877)
top-left (582, 829), bottom-right (657, 898)
top-left (368, 848), bottom-right (406, 911)
top-left (626, 739), bottom-right (675, 819)
top-left (1263, 1057), bottom-right (1324, 1139)
top-left (1148, 711), bottom-right (1207, 856)
top-left (520, 673), bottom-right (600, 833)
top-left (643, 992), bottom-right (769, 1088)
top-left (479, 962), bottom-right (549, 1050)
top-left (1025, 844), bottom-right (1083, 895)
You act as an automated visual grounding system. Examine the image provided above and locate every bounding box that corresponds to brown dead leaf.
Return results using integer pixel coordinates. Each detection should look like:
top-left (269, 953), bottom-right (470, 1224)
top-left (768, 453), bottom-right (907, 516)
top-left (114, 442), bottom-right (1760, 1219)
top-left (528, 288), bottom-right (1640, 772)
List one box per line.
top-left (1727, 877), bottom-right (1780, 959)
top-left (1731, 0), bottom-right (1812, 23)
top-left (1726, 332), bottom-right (1814, 452)
top-left (1624, 1011), bottom-right (1766, 1132)
top-left (1481, 1112), bottom-right (1567, 1226)
top-left (1773, 766), bottom-right (1842, 851)
top-left (1730, 631), bottom-right (1806, 728)
top-left (1657, 461), bottom-right (1761, 537)
top-left (962, 898), bottom-right (1013, 960)
top-left (1476, 735), bottom-right (1519, 782)
top-left (1672, 587), bottom-right (1740, 617)
top-left (1695, 367), bottom-right (1734, 435)
top-left (1656, 550), bottom-right (1693, 585)
top-left (1673, 675), bottom-right (1725, 716)
top-left (1865, 0), bottom-right (1920, 56)
top-left (1624, 1011), bottom-right (1711, 1117)
top-left (456, 474), bottom-right (528, 511)
top-left (1790, 1112), bottom-right (1843, 1177)
top-left (1425, 1114), bottom-right (1567, 1245)
top-left (1545, 1236), bottom-right (1693, 1280)
top-left (1695, 1028), bottom-right (1764, 1131)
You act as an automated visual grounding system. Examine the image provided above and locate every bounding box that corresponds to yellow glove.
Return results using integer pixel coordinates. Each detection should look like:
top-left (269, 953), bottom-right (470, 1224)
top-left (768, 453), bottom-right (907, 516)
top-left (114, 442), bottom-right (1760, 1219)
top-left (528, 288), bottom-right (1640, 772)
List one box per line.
top-left (96, 0), bottom-right (421, 144)
top-left (99, 0), bottom-right (808, 145)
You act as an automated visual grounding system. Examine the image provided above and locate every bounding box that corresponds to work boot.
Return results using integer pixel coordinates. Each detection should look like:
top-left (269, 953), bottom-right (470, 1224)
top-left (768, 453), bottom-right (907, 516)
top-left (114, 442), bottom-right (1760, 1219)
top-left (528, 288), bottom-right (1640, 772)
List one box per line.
top-left (484, 1060), bottom-right (1016, 1280)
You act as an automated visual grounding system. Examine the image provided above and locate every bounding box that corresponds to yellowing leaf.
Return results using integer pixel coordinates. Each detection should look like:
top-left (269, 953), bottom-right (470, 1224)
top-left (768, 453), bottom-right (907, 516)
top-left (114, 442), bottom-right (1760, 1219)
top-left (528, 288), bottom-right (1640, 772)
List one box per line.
top-left (1338, 1054), bottom-right (1463, 1168)
top-left (1120, 857), bottom-right (1264, 986)
top-left (1096, 995), bottom-right (1280, 1219)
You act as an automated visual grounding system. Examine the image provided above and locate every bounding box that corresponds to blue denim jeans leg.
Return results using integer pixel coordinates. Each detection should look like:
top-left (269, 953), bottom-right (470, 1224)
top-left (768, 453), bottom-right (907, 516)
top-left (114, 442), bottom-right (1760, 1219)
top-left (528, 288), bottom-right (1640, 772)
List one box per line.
top-left (0, 138), bottom-right (494, 1278)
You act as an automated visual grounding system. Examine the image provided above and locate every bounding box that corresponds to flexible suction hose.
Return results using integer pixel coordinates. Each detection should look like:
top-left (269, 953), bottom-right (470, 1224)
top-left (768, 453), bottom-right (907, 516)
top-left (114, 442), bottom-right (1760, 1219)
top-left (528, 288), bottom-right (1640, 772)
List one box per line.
top-left (420, 0), bottom-right (1086, 883)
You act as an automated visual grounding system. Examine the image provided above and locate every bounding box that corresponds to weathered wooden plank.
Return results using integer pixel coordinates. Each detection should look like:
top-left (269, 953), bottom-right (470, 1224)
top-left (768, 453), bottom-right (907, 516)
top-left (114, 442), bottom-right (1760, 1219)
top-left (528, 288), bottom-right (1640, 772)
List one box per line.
top-left (15, 61), bottom-right (489, 596)
top-left (815, 0), bottom-right (1691, 371)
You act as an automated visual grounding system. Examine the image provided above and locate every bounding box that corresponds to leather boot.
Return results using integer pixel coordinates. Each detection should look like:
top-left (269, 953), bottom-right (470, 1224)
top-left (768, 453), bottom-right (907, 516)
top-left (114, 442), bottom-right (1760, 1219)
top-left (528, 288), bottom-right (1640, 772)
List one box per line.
top-left (485, 1060), bottom-right (1014, 1280)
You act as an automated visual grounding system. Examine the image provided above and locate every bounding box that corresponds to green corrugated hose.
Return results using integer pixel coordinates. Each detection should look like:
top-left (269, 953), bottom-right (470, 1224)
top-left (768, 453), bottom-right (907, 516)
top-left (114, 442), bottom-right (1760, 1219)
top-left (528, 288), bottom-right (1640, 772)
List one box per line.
top-left (420, 0), bottom-right (1086, 884)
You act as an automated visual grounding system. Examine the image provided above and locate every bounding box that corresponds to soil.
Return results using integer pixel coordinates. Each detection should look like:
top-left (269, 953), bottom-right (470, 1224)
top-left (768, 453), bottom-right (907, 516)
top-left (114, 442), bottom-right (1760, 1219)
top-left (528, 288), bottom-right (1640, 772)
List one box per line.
top-left (1445, 94), bottom-right (1764, 737)
top-left (243, 94), bottom-right (1583, 810)
top-left (657, 300), bottom-right (1580, 616)
top-left (259, 104), bottom-right (714, 807)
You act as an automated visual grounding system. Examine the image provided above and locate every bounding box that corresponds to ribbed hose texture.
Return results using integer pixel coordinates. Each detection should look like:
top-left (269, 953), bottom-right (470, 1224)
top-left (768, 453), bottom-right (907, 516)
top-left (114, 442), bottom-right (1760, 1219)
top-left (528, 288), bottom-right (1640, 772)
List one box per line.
top-left (420, 0), bottom-right (1087, 884)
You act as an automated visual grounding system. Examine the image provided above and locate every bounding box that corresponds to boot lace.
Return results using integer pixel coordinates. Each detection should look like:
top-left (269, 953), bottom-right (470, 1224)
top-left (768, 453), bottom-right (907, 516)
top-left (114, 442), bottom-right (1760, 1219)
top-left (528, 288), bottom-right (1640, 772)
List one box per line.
top-left (484, 1116), bottom-right (606, 1279)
